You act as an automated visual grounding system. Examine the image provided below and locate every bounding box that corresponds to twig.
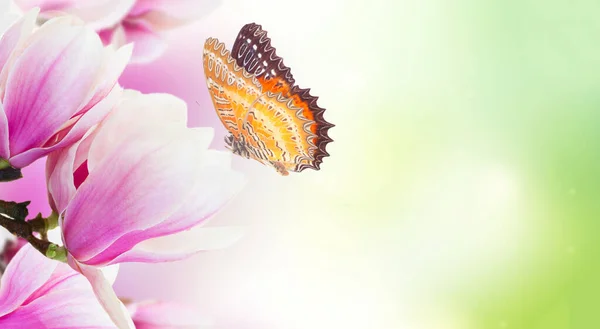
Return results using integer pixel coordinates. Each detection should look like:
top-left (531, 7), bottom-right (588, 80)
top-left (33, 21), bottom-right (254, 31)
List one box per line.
top-left (0, 201), bottom-right (66, 262)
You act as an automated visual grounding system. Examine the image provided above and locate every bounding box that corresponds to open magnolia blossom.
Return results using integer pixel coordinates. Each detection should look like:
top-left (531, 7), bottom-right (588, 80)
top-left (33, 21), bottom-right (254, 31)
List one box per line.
top-left (0, 245), bottom-right (123, 328)
top-left (45, 89), bottom-right (245, 328)
top-left (14, 0), bottom-right (221, 63)
top-left (128, 300), bottom-right (214, 329)
top-left (0, 8), bottom-right (132, 169)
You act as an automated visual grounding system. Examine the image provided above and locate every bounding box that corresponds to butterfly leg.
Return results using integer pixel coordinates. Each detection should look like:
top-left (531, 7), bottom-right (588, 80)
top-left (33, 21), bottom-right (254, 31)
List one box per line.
top-left (270, 161), bottom-right (289, 176)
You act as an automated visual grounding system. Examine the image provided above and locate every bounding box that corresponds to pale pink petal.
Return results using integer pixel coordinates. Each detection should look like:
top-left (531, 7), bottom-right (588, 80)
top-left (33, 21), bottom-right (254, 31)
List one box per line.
top-left (0, 102), bottom-right (8, 160)
top-left (22, 263), bottom-right (77, 304)
top-left (12, 0), bottom-right (76, 11)
top-left (0, 255), bottom-right (116, 328)
top-left (45, 138), bottom-right (79, 214)
top-left (0, 245), bottom-right (57, 317)
top-left (76, 44), bottom-right (133, 116)
top-left (14, 0), bottom-right (136, 31)
top-left (100, 25), bottom-right (127, 49)
top-left (0, 9), bottom-right (37, 79)
top-left (121, 20), bottom-right (167, 64)
top-left (59, 0), bottom-right (136, 31)
top-left (0, 289), bottom-right (117, 328)
top-left (73, 260), bottom-right (135, 329)
top-left (130, 0), bottom-right (221, 23)
top-left (63, 128), bottom-right (204, 263)
top-left (85, 90), bottom-right (194, 173)
top-left (83, 149), bottom-right (243, 265)
top-left (0, 15), bottom-right (84, 100)
top-left (131, 301), bottom-right (213, 329)
top-left (2, 23), bottom-right (103, 163)
top-left (10, 83), bottom-right (122, 168)
top-left (0, 9), bottom-right (37, 159)
top-left (109, 226), bottom-right (245, 264)
top-left (102, 264), bottom-right (120, 286)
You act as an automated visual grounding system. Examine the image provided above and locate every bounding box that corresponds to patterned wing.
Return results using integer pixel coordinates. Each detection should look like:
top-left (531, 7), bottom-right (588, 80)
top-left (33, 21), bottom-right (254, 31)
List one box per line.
top-left (243, 89), bottom-right (334, 174)
top-left (231, 23), bottom-right (295, 97)
top-left (231, 23), bottom-right (334, 172)
top-left (203, 37), bottom-right (262, 145)
top-left (203, 24), bottom-right (334, 175)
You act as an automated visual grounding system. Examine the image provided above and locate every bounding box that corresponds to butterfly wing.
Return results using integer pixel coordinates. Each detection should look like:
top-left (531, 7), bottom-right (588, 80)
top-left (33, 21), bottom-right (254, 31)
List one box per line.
top-left (231, 23), bottom-right (296, 97)
top-left (203, 24), bottom-right (334, 175)
top-left (202, 38), bottom-right (269, 163)
top-left (231, 23), bottom-right (334, 172)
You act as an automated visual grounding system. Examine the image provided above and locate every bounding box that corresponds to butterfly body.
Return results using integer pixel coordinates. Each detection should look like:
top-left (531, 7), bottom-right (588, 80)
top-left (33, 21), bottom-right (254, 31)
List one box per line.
top-left (202, 23), bottom-right (333, 175)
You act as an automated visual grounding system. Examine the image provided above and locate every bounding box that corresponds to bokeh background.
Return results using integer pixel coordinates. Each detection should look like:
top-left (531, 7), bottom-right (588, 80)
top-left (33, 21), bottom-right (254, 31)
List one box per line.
top-left (3, 0), bottom-right (600, 328)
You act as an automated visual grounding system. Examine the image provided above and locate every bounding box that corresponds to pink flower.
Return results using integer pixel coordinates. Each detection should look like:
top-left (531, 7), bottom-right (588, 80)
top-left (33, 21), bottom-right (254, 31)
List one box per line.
top-left (0, 244), bottom-right (120, 328)
top-left (0, 9), bottom-right (132, 169)
top-left (46, 90), bottom-right (245, 328)
top-left (0, 237), bottom-right (26, 266)
top-left (129, 300), bottom-right (213, 329)
top-left (14, 0), bottom-right (220, 64)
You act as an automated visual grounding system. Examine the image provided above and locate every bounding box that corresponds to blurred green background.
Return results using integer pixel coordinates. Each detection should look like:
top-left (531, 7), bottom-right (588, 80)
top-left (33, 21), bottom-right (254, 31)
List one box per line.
top-left (281, 0), bottom-right (600, 327)
top-left (348, 0), bottom-right (600, 327)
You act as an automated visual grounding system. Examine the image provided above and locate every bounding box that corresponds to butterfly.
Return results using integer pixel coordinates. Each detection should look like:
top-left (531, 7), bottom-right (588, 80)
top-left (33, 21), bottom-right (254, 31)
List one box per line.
top-left (202, 23), bottom-right (334, 176)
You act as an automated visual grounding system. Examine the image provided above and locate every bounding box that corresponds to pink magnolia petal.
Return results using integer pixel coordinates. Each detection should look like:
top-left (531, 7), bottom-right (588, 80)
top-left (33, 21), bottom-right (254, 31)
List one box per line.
top-left (130, 301), bottom-right (213, 329)
top-left (46, 123), bottom-right (100, 214)
top-left (0, 102), bottom-right (8, 160)
top-left (0, 289), bottom-right (117, 328)
top-left (2, 23), bottom-right (103, 161)
top-left (130, 0), bottom-right (221, 23)
top-left (22, 263), bottom-right (77, 305)
top-left (45, 139), bottom-right (79, 214)
top-left (85, 90), bottom-right (194, 173)
top-left (0, 15), bottom-right (84, 100)
top-left (76, 44), bottom-right (133, 116)
top-left (15, 0), bottom-right (136, 31)
top-left (101, 25), bottom-right (127, 49)
top-left (0, 9), bottom-right (37, 80)
top-left (109, 226), bottom-right (245, 264)
top-left (73, 260), bottom-right (135, 329)
top-left (121, 20), bottom-right (167, 64)
top-left (0, 245), bottom-right (57, 317)
top-left (0, 252), bottom-right (116, 328)
top-left (12, 0), bottom-right (76, 11)
top-left (60, 0), bottom-right (136, 31)
top-left (84, 150), bottom-right (244, 265)
top-left (10, 83), bottom-right (122, 168)
top-left (63, 128), bottom-right (204, 263)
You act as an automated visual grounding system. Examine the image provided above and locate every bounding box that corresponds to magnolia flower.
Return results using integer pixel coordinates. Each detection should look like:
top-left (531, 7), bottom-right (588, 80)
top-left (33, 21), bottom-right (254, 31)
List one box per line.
top-left (0, 9), bottom-right (131, 169)
top-left (14, 0), bottom-right (220, 64)
top-left (0, 245), bottom-right (120, 328)
top-left (0, 236), bottom-right (24, 267)
top-left (46, 90), bottom-right (245, 328)
top-left (129, 300), bottom-right (213, 329)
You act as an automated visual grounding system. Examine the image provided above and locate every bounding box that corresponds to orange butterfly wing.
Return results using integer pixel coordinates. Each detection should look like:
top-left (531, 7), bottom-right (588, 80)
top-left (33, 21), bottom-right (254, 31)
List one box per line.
top-left (203, 23), bottom-right (334, 175)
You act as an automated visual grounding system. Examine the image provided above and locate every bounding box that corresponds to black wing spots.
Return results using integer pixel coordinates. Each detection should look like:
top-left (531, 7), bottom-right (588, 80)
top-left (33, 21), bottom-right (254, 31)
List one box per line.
top-left (231, 23), bottom-right (295, 85)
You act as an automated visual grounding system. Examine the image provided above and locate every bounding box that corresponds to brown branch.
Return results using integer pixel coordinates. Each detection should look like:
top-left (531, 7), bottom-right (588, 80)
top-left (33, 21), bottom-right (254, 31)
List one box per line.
top-left (0, 201), bottom-right (66, 262)
top-left (0, 160), bottom-right (22, 182)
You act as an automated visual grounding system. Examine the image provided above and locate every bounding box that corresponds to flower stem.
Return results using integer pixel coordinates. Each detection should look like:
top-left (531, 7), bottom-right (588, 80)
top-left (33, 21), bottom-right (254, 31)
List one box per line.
top-left (0, 201), bottom-right (66, 262)
top-left (29, 211), bottom-right (59, 239)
